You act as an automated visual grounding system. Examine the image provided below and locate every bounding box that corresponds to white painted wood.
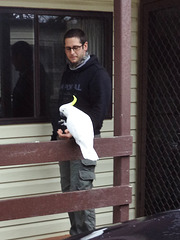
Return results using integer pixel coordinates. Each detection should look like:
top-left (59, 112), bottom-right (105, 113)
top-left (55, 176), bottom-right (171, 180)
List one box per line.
top-left (132, 46), bottom-right (138, 60)
top-left (0, 0), bottom-right (113, 12)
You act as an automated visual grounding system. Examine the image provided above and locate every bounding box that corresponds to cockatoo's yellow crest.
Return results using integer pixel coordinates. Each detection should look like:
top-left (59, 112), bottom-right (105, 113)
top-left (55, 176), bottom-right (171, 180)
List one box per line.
top-left (71, 95), bottom-right (77, 106)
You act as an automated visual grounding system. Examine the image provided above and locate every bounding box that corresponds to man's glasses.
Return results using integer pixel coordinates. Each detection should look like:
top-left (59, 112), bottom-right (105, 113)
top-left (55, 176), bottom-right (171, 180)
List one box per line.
top-left (64, 45), bottom-right (83, 52)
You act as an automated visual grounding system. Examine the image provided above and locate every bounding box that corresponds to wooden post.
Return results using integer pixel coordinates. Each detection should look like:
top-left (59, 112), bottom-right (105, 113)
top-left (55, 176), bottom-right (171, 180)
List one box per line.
top-left (113, 0), bottom-right (132, 223)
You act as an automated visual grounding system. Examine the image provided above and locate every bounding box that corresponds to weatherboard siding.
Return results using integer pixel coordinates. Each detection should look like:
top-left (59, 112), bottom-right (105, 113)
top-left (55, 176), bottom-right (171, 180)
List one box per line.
top-left (0, 0), bottom-right (139, 239)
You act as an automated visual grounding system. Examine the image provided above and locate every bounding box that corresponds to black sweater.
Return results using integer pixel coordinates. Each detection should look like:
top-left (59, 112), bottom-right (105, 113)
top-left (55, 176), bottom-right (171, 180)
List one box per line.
top-left (52, 55), bottom-right (111, 139)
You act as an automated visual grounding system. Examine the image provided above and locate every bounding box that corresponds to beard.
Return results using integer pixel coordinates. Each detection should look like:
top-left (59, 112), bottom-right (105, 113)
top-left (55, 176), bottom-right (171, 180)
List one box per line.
top-left (67, 52), bottom-right (89, 70)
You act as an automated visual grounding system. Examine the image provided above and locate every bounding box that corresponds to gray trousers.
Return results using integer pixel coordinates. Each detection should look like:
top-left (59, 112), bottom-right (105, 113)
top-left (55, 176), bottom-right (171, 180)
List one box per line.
top-left (59, 158), bottom-right (97, 236)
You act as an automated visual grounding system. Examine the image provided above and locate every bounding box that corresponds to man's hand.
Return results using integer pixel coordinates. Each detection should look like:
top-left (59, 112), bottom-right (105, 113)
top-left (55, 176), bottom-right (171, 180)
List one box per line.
top-left (57, 129), bottom-right (72, 139)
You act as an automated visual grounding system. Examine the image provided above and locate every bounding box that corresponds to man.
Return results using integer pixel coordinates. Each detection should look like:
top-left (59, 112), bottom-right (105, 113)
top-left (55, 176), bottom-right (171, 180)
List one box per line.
top-left (54, 28), bottom-right (111, 235)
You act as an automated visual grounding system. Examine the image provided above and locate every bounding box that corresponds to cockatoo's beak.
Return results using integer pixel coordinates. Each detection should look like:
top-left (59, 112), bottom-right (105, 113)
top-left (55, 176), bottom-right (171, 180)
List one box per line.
top-left (60, 111), bottom-right (66, 120)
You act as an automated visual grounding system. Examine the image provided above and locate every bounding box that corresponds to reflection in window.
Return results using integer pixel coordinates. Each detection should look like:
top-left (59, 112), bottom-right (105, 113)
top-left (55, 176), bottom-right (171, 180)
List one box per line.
top-left (0, 12), bottom-right (34, 118)
top-left (11, 41), bottom-right (34, 117)
top-left (0, 9), bottom-right (112, 122)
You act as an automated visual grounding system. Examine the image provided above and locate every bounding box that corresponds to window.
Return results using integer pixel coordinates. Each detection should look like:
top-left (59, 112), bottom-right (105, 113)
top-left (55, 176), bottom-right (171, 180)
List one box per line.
top-left (0, 8), bottom-right (112, 124)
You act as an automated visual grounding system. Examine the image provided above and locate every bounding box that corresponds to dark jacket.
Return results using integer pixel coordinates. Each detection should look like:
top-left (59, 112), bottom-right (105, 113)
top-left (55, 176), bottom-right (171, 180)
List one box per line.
top-left (51, 55), bottom-right (111, 139)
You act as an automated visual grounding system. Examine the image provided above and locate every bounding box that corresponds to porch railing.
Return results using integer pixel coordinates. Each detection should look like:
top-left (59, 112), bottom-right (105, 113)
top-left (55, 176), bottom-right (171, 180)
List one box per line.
top-left (0, 136), bottom-right (132, 222)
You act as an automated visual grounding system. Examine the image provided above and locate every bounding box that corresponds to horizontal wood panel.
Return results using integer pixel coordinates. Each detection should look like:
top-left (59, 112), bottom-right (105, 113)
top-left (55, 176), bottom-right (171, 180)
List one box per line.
top-left (0, 136), bottom-right (132, 166)
top-left (0, 164), bottom-right (60, 183)
top-left (0, 172), bottom-right (113, 198)
top-left (0, 0), bottom-right (113, 12)
top-left (0, 136), bottom-right (50, 145)
top-left (0, 207), bottom-right (113, 228)
top-left (0, 212), bottom-right (113, 240)
top-left (0, 120), bottom-right (113, 140)
top-left (0, 208), bottom-right (136, 240)
top-left (0, 217), bottom-right (70, 240)
top-left (1, 171), bottom-right (136, 199)
top-left (0, 159), bottom-right (113, 183)
top-left (0, 185), bottom-right (132, 221)
top-left (0, 123), bottom-right (51, 138)
top-left (0, 179), bottom-right (61, 199)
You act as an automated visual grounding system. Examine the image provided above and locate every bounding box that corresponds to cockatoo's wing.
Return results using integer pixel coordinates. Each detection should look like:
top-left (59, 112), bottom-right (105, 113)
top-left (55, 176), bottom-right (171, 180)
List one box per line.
top-left (66, 108), bottom-right (99, 161)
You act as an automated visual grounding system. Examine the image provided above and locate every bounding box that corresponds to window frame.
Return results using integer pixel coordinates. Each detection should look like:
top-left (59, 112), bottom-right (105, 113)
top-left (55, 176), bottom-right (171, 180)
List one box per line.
top-left (0, 7), bottom-right (112, 125)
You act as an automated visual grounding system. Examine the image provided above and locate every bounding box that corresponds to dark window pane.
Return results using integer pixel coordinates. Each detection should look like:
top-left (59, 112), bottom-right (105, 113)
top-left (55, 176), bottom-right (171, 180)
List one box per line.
top-left (0, 9), bottom-right (112, 123)
top-left (0, 12), bottom-right (34, 118)
top-left (11, 41), bottom-right (34, 117)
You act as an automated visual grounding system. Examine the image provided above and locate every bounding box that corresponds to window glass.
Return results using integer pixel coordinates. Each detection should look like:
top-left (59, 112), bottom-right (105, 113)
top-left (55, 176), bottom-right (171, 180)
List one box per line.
top-left (39, 15), bottom-right (106, 122)
top-left (0, 9), bottom-right (112, 123)
top-left (0, 12), bottom-right (34, 118)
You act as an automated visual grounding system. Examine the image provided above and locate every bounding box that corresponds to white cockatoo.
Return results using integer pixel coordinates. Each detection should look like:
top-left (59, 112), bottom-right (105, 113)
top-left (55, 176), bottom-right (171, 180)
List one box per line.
top-left (59, 95), bottom-right (99, 161)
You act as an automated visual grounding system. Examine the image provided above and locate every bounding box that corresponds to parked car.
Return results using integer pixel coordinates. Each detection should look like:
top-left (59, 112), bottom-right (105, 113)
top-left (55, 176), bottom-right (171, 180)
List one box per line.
top-left (66, 209), bottom-right (180, 240)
